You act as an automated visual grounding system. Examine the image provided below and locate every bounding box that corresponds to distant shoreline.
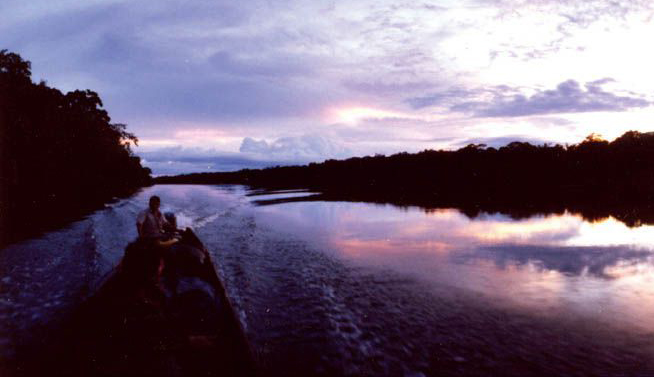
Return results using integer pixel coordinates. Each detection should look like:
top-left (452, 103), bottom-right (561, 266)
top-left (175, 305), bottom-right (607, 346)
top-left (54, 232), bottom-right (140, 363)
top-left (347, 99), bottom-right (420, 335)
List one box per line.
top-left (156, 131), bottom-right (654, 228)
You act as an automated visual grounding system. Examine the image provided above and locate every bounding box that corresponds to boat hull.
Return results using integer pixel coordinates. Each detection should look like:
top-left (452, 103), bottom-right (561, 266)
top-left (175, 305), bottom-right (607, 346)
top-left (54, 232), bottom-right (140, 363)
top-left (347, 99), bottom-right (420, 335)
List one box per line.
top-left (45, 228), bottom-right (256, 376)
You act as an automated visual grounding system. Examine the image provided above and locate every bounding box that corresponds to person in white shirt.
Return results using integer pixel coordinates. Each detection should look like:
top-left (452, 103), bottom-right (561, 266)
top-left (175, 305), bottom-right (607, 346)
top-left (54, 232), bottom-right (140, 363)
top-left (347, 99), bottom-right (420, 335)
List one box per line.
top-left (136, 195), bottom-right (178, 247)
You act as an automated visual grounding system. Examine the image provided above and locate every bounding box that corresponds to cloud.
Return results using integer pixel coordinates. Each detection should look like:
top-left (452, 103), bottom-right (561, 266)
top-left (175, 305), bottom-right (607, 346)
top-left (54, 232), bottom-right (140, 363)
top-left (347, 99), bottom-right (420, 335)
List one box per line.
top-left (405, 87), bottom-right (481, 109)
top-left (342, 78), bottom-right (437, 99)
top-left (453, 135), bottom-right (561, 148)
top-left (5, 0), bottom-right (654, 175)
top-left (1, 0), bottom-right (341, 124)
top-left (239, 137), bottom-right (270, 154)
top-left (137, 146), bottom-right (292, 176)
top-left (240, 134), bottom-right (351, 161)
top-left (452, 79), bottom-right (651, 117)
top-left (208, 50), bottom-right (314, 78)
top-left (136, 134), bottom-right (353, 175)
top-left (473, 1), bottom-right (654, 66)
top-left (552, 1), bottom-right (653, 27)
top-left (481, 0), bottom-right (653, 26)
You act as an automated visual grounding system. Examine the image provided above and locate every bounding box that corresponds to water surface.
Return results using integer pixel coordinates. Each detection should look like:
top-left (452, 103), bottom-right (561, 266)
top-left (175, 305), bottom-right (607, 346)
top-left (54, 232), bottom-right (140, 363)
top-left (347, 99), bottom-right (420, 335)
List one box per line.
top-left (2, 184), bottom-right (654, 376)
top-left (253, 200), bottom-right (654, 334)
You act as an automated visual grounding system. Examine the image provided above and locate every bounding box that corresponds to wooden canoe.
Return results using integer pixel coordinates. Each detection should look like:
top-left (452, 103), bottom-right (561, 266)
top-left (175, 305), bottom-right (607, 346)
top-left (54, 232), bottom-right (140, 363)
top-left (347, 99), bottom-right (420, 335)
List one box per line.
top-left (52, 227), bottom-right (257, 376)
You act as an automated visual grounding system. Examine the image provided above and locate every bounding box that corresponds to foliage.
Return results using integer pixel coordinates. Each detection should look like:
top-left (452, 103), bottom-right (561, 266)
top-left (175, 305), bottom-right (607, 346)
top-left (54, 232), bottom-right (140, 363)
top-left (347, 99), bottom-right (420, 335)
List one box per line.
top-left (157, 131), bottom-right (654, 227)
top-left (0, 50), bottom-right (152, 245)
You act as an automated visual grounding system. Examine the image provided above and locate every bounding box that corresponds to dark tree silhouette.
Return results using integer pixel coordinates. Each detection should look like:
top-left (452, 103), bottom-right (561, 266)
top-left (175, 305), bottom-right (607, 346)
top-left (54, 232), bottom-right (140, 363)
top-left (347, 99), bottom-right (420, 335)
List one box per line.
top-left (0, 50), bottom-right (152, 246)
top-left (157, 131), bottom-right (654, 228)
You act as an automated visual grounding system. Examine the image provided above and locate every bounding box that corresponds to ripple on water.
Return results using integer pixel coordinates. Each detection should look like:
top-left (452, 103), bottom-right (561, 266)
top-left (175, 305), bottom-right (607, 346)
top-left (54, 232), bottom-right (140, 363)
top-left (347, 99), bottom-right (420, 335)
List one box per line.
top-left (4, 185), bottom-right (654, 376)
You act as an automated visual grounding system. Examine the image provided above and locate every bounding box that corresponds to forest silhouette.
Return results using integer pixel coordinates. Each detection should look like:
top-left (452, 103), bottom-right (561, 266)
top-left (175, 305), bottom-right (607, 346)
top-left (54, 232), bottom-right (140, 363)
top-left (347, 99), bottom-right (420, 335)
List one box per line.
top-left (157, 132), bottom-right (654, 227)
top-left (4, 48), bottom-right (654, 243)
top-left (0, 50), bottom-right (152, 246)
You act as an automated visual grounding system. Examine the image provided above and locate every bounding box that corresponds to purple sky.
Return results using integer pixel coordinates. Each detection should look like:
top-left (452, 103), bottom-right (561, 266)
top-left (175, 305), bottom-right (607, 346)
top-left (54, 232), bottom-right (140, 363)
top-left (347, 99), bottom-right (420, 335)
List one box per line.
top-left (3, 0), bottom-right (654, 175)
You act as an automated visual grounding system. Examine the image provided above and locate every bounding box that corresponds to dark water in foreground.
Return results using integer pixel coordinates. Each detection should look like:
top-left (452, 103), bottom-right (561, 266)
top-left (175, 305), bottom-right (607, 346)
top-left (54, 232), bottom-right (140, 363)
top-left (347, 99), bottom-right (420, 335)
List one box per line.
top-left (2, 185), bottom-right (654, 375)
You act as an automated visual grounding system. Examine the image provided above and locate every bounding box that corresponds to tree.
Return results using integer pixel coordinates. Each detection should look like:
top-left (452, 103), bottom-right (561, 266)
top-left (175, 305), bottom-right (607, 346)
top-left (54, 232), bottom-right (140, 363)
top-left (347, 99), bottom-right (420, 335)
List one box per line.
top-left (0, 50), bottom-right (152, 246)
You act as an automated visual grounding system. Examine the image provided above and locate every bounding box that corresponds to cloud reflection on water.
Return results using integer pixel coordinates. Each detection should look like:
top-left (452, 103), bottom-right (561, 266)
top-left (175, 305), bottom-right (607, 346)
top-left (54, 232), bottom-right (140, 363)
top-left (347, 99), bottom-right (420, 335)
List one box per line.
top-left (455, 245), bottom-right (652, 279)
top-left (251, 195), bottom-right (654, 332)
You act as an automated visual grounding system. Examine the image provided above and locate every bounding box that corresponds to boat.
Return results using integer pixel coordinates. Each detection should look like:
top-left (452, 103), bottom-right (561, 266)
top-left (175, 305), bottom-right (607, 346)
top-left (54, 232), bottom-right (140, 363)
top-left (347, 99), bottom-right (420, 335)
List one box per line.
top-left (49, 218), bottom-right (257, 376)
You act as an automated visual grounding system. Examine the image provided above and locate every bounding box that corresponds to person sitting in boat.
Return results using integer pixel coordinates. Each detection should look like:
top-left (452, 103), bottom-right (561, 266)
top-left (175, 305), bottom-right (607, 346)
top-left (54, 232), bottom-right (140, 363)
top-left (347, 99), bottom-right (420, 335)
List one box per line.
top-left (136, 195), bottom-right (178, 247)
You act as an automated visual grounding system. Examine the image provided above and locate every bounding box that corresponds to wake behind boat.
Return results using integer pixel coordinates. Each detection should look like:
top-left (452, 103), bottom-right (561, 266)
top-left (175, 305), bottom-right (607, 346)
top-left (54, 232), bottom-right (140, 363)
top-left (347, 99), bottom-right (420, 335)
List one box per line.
top-left (28, 219), bottom-right (256, 376)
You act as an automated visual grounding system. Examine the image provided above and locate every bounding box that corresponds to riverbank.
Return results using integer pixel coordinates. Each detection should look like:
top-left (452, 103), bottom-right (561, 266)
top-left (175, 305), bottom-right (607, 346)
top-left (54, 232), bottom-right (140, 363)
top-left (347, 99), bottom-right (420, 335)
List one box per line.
top-left (0, 50), bottom-right (152, 247)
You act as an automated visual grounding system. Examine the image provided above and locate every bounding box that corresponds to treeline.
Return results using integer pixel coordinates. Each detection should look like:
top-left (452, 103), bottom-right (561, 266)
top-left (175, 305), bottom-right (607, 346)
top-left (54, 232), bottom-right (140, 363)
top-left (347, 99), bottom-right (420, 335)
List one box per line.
top-left (157, 131), bottom-right (654, 226)
top-left (0, 50), bottom-right (152, 246)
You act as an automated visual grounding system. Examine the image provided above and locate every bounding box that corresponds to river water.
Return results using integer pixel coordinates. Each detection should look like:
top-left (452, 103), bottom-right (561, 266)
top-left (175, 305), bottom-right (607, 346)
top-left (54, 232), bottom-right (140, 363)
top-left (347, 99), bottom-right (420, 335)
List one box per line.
top-left (2, 184), bottom-right (654, 376)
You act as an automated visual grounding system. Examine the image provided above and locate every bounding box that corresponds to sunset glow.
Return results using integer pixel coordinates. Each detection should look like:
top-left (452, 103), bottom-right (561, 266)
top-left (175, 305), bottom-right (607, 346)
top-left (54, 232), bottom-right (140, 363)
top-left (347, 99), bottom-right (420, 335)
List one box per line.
top-left (8, 0), bottom-right (654, 368)
top-left (5, 0), bottom-right (654, 176)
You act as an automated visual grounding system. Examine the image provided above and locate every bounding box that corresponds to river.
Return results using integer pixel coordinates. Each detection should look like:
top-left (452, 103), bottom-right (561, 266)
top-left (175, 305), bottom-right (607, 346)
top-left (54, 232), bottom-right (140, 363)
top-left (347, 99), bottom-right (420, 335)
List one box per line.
top-left (2, 184), bottom-right (654, 376)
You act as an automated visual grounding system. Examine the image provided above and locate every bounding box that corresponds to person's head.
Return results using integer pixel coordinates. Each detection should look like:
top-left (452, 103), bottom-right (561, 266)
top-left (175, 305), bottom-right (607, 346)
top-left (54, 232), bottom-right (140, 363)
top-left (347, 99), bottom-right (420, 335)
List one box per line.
top-left (149, 195), bottom-right (161, 211)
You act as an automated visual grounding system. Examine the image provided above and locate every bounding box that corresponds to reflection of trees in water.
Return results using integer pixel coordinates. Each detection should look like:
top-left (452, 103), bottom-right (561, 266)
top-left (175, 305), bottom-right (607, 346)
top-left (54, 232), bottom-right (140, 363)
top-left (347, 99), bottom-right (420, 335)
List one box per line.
top-left (426, 203), bottom-right (654, 229)
top-left (453, 245), bottom-right (653, 279)
top-left (159, 131), bottom-right (654, 229)
top-left (248, 192), bottom-right (654, 279)
top-left (247, 192), bottom-right (654, 230)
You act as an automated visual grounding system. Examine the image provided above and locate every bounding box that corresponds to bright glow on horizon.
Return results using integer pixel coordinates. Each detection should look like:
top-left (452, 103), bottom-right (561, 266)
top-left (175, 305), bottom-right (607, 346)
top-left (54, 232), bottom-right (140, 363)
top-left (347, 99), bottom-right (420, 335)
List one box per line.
top-left (7, 0), bottom-right (654, 174)
top-left (565, 216), bottom-right (654, 248)
top-left (460, 215), bottom-right (582, 244)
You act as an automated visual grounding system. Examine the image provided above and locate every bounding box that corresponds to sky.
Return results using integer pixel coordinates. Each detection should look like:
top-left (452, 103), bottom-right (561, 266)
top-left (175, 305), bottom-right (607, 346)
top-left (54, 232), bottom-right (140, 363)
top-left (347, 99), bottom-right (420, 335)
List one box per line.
top-left (3, 0), bottom-right (654, 175)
